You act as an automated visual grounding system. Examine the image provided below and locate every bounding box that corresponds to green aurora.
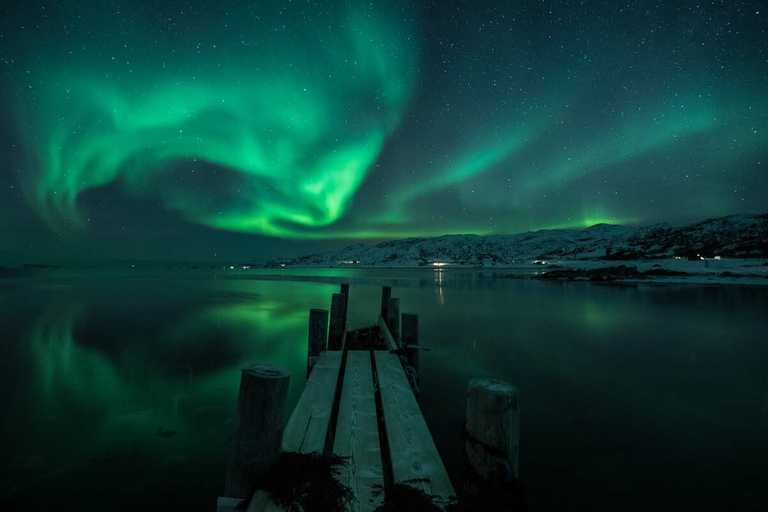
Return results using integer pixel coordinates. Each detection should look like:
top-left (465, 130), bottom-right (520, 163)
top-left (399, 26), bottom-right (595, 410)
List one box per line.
top-left (6, 1), bottom-right (418, 237)
top-left (1, 0), bottom-right (767, 258)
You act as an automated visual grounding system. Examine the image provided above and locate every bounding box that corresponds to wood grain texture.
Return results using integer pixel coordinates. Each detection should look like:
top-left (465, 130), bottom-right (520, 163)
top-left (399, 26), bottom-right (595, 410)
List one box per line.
top-left (466, 379), bottom-right (520, 478)
top-left (401, 313), bottom-right (419, 388)
top-left (374, 352), bottom-right (455, 507)
top-left (245, 491), bottom-right (284, 512)
top-left (328, 293), bottom-right (348, 350)
top-left (386, 298), bottom-right (400, 342)
top-left (340, 284), bottom-right (350, 333)
top-left (307, 308), bottom-right (329, 377)
top-left (282, 351), bottom-right (342, 454)
top-left (380, 286), bottom-right (391, 319)
top-left (217, 496), bottom-right (244, 512)
top-left (225, 364), bottom-right (290, 498)
top-left (333, 351), bottom-right (384, 511)
top-left (377, 315), bottom-right (398, 351)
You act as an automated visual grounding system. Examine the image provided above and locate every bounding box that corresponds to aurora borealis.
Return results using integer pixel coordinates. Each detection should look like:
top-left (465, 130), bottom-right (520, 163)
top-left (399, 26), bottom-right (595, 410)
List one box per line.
top-left (1, 0), bottom-right (767, 262)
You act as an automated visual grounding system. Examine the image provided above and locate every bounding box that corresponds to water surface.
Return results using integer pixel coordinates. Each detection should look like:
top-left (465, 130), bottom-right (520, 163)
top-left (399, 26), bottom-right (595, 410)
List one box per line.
top-left (1, 269), bottom-right (766, 510)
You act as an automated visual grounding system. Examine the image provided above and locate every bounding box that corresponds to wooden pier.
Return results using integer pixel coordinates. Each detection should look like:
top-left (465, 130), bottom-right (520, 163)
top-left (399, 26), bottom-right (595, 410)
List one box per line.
top-left (218, 285), bottom-right (521, 512)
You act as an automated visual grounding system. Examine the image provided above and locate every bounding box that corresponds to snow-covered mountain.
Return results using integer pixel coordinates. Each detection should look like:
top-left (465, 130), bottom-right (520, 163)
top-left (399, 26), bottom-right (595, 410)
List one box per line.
top-left (255, 214), bottom-right (768, 268)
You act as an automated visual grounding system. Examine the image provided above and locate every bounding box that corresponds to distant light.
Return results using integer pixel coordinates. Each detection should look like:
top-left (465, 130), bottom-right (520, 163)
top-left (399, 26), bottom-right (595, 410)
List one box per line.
top-left (432, 262), bottom-right (446, 266)
top-left (714, 256), bottom-right (722, 260)
top-left (280, 263), bottom-right (286, 267)
top-left (230, 266), bottom-right (235, 269)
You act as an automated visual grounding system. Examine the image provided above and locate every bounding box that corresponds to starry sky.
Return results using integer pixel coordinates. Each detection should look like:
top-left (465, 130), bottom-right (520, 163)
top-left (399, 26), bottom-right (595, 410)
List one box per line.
top-left (1, 0), bottom-right (766, 264)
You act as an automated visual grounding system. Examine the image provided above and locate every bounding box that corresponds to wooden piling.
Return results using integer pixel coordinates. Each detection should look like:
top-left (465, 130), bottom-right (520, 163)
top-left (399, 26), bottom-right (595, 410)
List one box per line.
top-left (401, 313), bottom-right (419, 388)
top-left (380, 286), bottom-right (391, 320)
top-left (225, 364), bottom-right (290, 499)
top-left (386, 297), bottom-right (400, 343)
top-left (465, 379), bottom-right (520, 481)
top-left (307, 308), bottom-right (329, 377)
top-left (339, 284), bottom-right (350, 333)
top-left (328, 293), bottom-right (348, 351)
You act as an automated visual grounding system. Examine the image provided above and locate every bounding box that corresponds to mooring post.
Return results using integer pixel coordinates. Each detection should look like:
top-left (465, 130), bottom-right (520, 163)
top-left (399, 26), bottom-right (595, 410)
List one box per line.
top-left (387, 297), bottom-right (400, 343)
top-left (328, 292), bottom-right (347, 350)
top-left (380, 286), bottom-right (391, 320)
top-left (224, 364), bottom-right (290, 499)
top-left (401, 313), bottom-right (419, 388)
top-left (307, 308), bottom-right (329, 377)
top-left (465, 379), bottom-right (520, 484)
top-left (339, 283), bottom-right (350, 333)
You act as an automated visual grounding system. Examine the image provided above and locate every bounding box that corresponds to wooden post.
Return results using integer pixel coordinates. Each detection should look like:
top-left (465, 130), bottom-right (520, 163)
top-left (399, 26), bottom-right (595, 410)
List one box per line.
top-left (307, 308), bottom-right (329, 377)
top-left (386, 297), bottom-right (400, 343)
top-left (216, 497), bottom-right (244, 512)
top-left (328, 293), bottom-right (347, 350)
top-left (401, 313), bottom-right (419, 389)
top-left (339, 284), bottom-right (350, 333)
top-left (225, 364), bottom-right (290, 499)
top-left (380, 286), bottom-right (391, 320)
top-left (465, 379), bottom-right (520, 481)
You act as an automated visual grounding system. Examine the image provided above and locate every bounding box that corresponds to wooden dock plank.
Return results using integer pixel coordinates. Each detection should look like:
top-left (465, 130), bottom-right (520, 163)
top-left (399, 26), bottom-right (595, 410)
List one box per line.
top-left (377, 315), bottom-right (399, 351)
top-left (245, 491), bottom-right (283, 512)
top-left (333, 351), bottom-right (385, 511)
top-left (282, 351), bottom-right (342, 454)
top-left (374, 352), bottom-right (455, 508)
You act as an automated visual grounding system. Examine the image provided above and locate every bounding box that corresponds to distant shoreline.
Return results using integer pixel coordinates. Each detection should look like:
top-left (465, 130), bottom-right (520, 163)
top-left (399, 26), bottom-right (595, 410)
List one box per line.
top-left (4, 259), bottom-right (767, 286)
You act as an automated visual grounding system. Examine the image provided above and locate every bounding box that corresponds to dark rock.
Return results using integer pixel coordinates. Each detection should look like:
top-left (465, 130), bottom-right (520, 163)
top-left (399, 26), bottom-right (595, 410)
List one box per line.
top-left (534, 265), bottom-right (691, 282)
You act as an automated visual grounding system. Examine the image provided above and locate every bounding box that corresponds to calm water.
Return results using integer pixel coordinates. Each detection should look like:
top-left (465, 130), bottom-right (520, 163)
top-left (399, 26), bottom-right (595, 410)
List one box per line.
top-left (1, 269), bottom-right (767, 511)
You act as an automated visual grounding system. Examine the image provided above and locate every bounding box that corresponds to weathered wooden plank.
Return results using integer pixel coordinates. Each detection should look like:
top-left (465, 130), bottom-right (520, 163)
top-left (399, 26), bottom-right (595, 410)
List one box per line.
top-left (245, 491), bottom-right (284, 512)
top-left (374, 352), bottom-right (455, 508)
top-left (282, 351), bottom-right (342, 454)
top-left (218, 496), bottom-right (244, 512)
top-left (377, 315), bottom-right (398, 351)
top-left (333, 351), bottom-right (385, 511)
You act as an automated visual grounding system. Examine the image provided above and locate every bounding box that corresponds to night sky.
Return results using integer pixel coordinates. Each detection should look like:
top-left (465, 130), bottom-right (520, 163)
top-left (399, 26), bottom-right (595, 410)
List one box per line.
top-left (1, 0), bottom-right (766, 264)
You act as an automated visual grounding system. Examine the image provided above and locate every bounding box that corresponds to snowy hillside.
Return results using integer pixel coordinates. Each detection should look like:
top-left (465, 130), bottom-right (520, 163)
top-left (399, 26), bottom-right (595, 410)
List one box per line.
top-left (255, 214), bottom-right (768, 268)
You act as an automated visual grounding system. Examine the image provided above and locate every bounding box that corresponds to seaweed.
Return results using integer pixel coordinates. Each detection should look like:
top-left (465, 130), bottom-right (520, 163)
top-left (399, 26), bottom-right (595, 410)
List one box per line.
top-left (345, 325), bottom-right (385, 350)
top-left (372, 479), bottom-right (445, 512)
top-left (237, 452), bottom-right (354, 512)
